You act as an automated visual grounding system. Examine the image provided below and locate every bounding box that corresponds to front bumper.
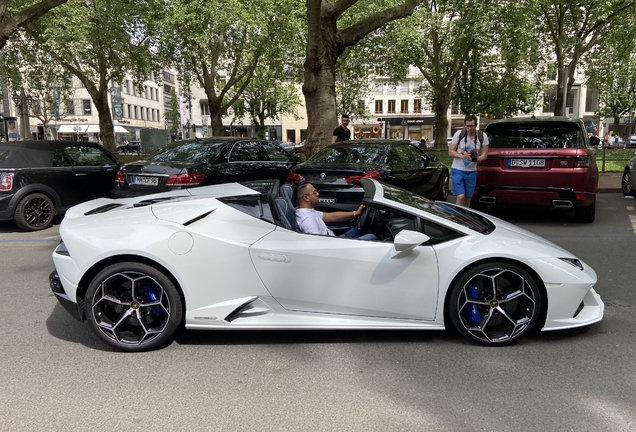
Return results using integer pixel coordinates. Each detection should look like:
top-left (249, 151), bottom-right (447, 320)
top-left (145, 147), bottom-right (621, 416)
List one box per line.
top-left (49, 270), bottom-right (83, 321)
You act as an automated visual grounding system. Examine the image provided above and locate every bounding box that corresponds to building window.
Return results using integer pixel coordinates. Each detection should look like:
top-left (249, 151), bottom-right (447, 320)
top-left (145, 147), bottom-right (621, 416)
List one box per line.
top-left (375, 100), bottom-right (383, 114)
top-left (162, 71), bottom-right (174, 83)
top-left (128, 105), bottom-right (132, 118)
top-left (374, 83), bottom-right (383, 95)
top-left (164, 84), bottom-right (173, 94)
top-left (140, 107), bottom-right (144, 120)
top-left (65, 100), bottom-right (76, 115)
top-left (82, 99), bottom-right (92, 115)
top-left (585, 87), bottom-right (599, 113)
top-left (543, 86), bottom-right (557, 113)
top-left (400, 100), bottom-right (409, 114)
top-left (413, 99), bottom-right (422, 114)
top-left (400, 81), bottom-right (409, 95)
top-left (134, 106), bottom-right (138, 119)
top-left (387, 85), bottom-right (396, 96)
top-left (200, 102), bottom-right (210, 116)
top-left (388, 100), bottom-right (396, 114)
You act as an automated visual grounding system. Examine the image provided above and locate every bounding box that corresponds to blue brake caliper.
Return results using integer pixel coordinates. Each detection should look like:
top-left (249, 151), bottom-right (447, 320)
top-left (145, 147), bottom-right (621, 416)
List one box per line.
top-left (466, 284), bottom-right (482, 325)
top-left (139, 283), bottom-right (164, 317)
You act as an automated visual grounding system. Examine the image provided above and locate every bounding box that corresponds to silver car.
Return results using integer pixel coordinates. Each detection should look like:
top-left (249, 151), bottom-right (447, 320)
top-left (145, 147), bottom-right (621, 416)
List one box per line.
top-left (621, 150), bottom-right (636, 196)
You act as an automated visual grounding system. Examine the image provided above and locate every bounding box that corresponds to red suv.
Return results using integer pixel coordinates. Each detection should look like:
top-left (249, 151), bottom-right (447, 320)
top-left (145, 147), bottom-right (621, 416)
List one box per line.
top-left (472, 117), bottom-right (598, 223)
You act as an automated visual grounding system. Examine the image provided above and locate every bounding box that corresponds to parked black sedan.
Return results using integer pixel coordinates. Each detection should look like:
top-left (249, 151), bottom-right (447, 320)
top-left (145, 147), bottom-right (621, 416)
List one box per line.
top-left (287, 140), bottom-right (449, 208)
top-left (0, 140), bottom-right (120, 231)
top-left (112, 137), bottom-right (298, 198)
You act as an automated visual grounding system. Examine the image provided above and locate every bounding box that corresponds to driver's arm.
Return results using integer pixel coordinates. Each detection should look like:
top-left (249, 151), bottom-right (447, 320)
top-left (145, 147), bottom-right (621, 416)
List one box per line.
top-left (322, 204), bottom-right (365, 223)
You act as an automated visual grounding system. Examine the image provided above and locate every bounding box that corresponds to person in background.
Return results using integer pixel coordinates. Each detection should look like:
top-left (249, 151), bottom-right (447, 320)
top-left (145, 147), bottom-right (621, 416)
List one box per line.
top-left (332, 114), bottom-right (351, 143)
top-left (448, 114), bottom-right (489, 207)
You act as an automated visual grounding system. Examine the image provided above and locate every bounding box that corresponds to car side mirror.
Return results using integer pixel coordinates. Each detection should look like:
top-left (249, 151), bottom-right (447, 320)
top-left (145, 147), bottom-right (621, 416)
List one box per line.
top-left (429, 154), bottom-right (439, 162)
top-left (392, 230), bottom-right (430, 258)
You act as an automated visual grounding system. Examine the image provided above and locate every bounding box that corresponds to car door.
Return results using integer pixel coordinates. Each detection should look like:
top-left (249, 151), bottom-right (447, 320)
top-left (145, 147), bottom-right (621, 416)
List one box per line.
top-left (64, 145), bottom-right (119, 204)
top-left (249, 223), bottom-right (439, 321)
top-left (226, 141), bottom-right (269, 182)
top-left (49, 148), bottom-right (80, 208)
top-left (405, 145), bottom-right (439, 196)
top-left (260, 141), bottom-right (296, 183)
top-left (387, 144), bottom-right (429, 194)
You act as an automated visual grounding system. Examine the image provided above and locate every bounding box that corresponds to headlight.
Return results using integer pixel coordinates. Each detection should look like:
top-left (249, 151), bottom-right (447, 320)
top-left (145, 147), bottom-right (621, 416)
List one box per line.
top-left (559, 257), bottom-right (584, 270)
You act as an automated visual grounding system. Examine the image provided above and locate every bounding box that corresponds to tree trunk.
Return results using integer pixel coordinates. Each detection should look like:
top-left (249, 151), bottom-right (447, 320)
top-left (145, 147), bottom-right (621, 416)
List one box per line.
top-left (94, 89), bottom-right (115, 152)
top-left (302, 57), bottom-right (338, 156)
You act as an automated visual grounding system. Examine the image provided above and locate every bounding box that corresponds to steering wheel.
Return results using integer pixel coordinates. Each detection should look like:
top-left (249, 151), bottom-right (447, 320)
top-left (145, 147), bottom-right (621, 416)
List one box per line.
top-left (357, 206), bottom-right (373, 233)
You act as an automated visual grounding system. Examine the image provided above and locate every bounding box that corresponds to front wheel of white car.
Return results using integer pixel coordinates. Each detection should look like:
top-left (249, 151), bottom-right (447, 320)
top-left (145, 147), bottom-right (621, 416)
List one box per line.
top-left (85, 262), bottom-right (183, 352)
top-left (448, 262), bottom-right (542, 346)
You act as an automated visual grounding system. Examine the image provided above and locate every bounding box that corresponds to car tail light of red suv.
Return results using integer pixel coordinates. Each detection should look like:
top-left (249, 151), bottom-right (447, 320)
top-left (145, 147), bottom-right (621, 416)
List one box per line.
top-left (472, 117), bottom-right (598, 223)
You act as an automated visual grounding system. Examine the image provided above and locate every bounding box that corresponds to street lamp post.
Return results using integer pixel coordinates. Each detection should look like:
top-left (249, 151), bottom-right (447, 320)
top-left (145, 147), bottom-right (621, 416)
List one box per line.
top-left (12, 89), bottom-right (35, 140)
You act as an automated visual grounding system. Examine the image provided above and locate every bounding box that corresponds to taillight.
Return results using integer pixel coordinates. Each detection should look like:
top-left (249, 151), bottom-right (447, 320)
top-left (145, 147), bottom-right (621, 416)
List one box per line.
top-left (166, 173), bottom-right (206, 187)
top-left (362, 170), bottom-right (382, 180)
top-left (344, 171), bottom-right (381, 185)
top-left (115, 171), bottom-right (125, 183)
top-left (0, 173), bottom-right (13, 191)
top-left (286, 172), bottom-right (305, 183)
top-left (576, 156), bottom-right (590, 167)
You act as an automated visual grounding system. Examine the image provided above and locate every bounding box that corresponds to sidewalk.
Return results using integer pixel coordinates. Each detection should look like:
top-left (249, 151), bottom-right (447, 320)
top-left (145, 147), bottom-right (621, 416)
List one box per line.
top-left (598, 172), bottom-right (622, 193)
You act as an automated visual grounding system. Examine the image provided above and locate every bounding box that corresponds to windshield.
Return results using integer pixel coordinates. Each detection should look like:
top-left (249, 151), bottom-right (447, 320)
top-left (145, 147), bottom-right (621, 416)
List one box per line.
top-left (150, 141), bottom-right (225, 164)
top-left (310, 145), bottom-right (385, 164)
top-left (381, 183), bottom-right (495, 234)
top-left (485, 122), bottom-right (583, 149)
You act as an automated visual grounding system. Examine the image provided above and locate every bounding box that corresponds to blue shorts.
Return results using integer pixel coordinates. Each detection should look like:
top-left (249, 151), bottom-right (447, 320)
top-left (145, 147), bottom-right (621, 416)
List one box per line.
top-left (451, 169), bottom-right (477, 197)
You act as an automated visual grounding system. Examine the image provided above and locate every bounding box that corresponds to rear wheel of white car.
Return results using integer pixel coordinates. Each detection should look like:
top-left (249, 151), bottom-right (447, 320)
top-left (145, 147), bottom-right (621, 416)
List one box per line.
top-left (14, 193), bottom-right (54, 231)
top-left (85, 262), bottom-right (183, 352)
top-left (622, 169), bottom-right (635, 196)
top-left (448, 262), bottom-right (542, 346)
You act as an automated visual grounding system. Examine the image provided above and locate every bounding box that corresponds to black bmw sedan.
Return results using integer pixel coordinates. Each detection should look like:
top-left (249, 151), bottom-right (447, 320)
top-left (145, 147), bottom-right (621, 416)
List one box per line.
top-left (287, 140), bottom-right (449, 208)
top-left (112, 137), bottom-right (298, 198)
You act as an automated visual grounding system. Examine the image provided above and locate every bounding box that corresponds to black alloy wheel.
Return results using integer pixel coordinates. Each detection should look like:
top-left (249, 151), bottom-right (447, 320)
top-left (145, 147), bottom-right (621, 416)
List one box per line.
top-left (435, 171), bottom-right (450, 201)
top-left (448, 262), bottom-right (542, 345)
top-left (85, 262), bottom-right (183, 352)
top-left (14, 193), bottom-right (54, 231)
top-left (622, 169), bottom-right (635, 196)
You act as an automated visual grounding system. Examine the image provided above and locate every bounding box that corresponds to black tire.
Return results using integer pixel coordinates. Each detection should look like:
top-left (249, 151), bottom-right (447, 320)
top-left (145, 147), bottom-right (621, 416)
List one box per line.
top-left (85, 262), bottom-right (183, 352)
top-left (435, 170), bottom-right (450, 201)
top-left (448, 262), bottom-right (542, 346)
top-left (574, 199), bottom-right (596, 223)
top-left (14, 193), bottom-right (55, 231)
top-left (622, 169), bottom-right (635, 196)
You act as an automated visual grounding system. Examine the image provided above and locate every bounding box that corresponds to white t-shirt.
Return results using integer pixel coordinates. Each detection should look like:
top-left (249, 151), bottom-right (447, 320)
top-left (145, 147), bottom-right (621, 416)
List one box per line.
top-left (295, 208), bottom-right (334, 236)
top-left (450, 130), bottom-right (489, 172)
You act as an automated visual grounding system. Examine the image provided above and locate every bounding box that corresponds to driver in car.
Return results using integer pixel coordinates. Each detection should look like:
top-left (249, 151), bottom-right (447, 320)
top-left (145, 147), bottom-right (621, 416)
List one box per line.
top-left (295, 182), bottom-right (376, 240)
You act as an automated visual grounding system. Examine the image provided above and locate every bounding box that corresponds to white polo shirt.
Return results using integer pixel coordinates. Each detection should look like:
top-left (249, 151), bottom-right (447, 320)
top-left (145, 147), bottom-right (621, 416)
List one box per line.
top-left (295, 208), bottom-right (334, 236)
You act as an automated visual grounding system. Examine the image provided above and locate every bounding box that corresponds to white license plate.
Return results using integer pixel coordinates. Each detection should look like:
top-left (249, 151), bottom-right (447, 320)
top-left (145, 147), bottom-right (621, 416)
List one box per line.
top-left (319, 198), bottom-right (336, 204)
top-left (508, 158), bottom-right (545, 167)
top-left (132, 175), bottom-right (158, 186)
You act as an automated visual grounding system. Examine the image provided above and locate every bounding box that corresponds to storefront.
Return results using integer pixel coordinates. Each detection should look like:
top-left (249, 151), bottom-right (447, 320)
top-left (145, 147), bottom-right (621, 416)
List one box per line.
top-left (378, 117), bottom-right (434, 140)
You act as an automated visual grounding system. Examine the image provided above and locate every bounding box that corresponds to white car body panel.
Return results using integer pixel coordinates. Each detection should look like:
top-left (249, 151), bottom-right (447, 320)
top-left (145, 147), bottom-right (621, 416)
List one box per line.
top-left (51, 179), bottom-right (604, 346)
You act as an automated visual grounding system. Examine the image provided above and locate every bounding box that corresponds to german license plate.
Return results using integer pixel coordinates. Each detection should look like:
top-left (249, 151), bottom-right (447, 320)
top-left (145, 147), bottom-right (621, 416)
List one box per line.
top-left (132, 175), bottom-right (158, 186)
top-left (508, 159), bottom-right (545, 167)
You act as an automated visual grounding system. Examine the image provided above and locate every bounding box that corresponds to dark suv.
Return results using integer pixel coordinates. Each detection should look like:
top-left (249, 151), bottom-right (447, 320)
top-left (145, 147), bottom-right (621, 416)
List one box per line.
top-left (472, 117), bottom-right (598, 223)
top-left (0, 140), bottom-right (120, 231)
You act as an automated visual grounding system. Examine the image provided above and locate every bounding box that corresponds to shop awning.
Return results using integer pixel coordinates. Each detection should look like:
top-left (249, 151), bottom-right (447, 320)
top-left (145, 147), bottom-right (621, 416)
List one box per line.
top-left (57, 125), bottom-right (87, 133)
top-left (85, 124), bottom-right (100, 133)
top-left (114, 125), bottom-right (129, 133)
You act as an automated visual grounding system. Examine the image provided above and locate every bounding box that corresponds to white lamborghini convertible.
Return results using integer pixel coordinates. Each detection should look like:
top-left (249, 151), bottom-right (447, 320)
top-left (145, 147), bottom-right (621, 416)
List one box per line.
top-left (50, 179), bottom-right (604, 352)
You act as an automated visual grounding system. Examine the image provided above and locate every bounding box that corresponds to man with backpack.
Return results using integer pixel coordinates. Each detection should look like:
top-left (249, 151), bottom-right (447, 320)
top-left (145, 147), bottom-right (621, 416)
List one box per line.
top-left (448, 114), bottom-right (489, 207)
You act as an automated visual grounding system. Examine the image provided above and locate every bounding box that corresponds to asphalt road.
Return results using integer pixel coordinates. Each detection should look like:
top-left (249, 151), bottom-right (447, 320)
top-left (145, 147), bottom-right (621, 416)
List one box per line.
top-left (1, 194), bottom-right (635, 431)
